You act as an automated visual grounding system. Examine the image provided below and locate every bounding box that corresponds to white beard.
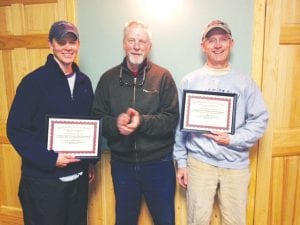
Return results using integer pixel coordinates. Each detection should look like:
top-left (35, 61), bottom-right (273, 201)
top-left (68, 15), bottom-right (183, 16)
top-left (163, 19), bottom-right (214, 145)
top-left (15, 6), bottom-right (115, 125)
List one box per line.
top-left (128, 53), bottom-right (144, 65)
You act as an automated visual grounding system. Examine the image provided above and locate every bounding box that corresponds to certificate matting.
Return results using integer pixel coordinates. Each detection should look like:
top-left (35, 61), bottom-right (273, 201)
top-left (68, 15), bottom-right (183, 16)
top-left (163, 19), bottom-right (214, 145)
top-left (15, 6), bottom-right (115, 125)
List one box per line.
top-left (180, 90), bottom-right (237, 134)
top-left (47, 116), bottom-right (101, 159)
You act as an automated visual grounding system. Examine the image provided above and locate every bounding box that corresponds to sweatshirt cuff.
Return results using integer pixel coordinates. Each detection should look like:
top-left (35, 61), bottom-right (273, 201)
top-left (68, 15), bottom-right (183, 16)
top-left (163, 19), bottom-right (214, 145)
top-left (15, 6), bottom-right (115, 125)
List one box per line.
top-left (176, 159), bottom-right (187, 168)
top-left (227, 134), bottom-right (235, 147)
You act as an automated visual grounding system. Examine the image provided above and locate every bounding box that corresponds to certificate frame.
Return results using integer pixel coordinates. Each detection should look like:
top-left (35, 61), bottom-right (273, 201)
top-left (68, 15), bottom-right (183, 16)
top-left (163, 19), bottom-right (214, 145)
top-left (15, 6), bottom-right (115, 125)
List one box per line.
top-left (180, 90), bottom-right (237, 134)
top-left (46, 115), bottom-right (102, 159)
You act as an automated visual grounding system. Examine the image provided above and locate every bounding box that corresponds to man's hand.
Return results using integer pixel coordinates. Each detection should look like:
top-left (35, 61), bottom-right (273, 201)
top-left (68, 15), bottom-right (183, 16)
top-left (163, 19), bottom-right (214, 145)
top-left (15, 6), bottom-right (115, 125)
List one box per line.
top-left (203, 131), bottom-right (230, 145)
top-left (117, 108), bottom-right (140, 135)
top-left (88, 163), bottom-right (96, 183)
top-left (56, 153), bottom-right (80, 168)
top-left (126, 108), bottom-right (140, 129)
top-left (176, 167), bottom-right (188, 189)
top-left (117, 113), bottom-right (132, 135)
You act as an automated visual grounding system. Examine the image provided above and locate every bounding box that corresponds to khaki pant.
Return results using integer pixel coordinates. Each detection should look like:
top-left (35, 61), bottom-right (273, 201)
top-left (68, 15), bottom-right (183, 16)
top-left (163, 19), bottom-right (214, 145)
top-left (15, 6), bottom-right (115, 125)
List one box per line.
top-left (187, 157), bottom-right (250, 225)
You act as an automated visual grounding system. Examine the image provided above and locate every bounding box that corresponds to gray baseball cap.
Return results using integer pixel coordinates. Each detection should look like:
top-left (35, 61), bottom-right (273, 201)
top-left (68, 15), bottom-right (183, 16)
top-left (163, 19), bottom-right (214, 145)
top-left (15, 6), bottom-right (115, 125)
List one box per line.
top-left (48, 21), bottom-right (79, 41)
top-left (202, 20), bottom-right (232, 40)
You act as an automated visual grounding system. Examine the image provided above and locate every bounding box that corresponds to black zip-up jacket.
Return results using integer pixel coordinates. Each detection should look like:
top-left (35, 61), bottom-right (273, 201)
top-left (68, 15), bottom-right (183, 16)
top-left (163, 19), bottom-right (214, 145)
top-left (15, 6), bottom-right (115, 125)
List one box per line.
top-left (92, 58), bottom-right (179, 163)
top-left (6, 54), bottom-right (94, 178)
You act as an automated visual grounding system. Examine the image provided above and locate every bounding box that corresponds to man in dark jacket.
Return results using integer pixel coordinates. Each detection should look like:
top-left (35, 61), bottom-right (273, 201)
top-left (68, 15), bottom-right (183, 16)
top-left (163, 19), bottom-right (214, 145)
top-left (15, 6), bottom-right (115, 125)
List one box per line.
top-left (92, 20), bottom-right (179, 225)
top-left (7, 21), bottom-right (95, 225)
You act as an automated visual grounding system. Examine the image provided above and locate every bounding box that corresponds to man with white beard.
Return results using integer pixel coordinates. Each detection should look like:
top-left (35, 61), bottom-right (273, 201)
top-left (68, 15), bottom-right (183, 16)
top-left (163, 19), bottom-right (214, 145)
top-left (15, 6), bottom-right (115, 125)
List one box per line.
top-left (92, 20), bottom-right (179, 225)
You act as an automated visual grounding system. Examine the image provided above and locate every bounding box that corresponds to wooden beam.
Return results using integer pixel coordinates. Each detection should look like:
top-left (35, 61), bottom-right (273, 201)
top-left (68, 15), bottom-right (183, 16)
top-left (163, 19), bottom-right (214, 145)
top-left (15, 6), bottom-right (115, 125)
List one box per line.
top-left (0, 122), bottom-right (9, 144)
top-left (273, 129), bottom-right (300, 148)
top-left (0, 206), bottom-right (23, 225)
top-left (280, 24), bottom-right (300, 45)
top-left (0, 0), bottom-right (57, 6)
top-left (272, 129), bottom-right (300, 156)
top-left (0, 34), bottom-right (48, 50)
top-left (2, 51), bottom-right (15, 113)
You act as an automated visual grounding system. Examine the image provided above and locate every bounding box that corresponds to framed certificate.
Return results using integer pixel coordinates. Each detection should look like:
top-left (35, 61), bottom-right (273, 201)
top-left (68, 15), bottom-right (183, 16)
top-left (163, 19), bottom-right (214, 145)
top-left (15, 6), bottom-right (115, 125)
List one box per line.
top-left (180, 90), bottom-right (237, 134)
top-left (47, 115), bottom-right (102, 159)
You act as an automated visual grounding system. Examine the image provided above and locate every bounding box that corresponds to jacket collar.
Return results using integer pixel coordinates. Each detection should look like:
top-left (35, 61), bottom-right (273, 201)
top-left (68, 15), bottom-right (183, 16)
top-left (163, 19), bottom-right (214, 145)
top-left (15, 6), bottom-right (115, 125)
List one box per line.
top-left (121, 57), bottom-right (151, 76)
top-left (45, 54), bottom-right (83, 80)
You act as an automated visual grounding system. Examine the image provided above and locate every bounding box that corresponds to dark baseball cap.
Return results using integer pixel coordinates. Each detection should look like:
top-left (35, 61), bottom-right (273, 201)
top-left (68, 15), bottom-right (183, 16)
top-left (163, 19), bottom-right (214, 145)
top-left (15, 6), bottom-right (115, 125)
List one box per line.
top-left (48, 21), bottom-right (79, 41)
top-left (202, 20), bottom-right (232, 40)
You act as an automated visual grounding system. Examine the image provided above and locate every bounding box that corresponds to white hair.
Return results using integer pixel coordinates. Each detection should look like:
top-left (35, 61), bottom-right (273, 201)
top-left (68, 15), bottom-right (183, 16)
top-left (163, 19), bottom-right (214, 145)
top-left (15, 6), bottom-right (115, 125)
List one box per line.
top-left (123, 20), bottom-right (152, 42)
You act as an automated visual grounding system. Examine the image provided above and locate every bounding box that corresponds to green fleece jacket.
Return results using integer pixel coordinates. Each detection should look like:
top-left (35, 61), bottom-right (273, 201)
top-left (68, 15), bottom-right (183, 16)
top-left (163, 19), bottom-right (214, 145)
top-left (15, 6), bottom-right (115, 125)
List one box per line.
top-left (92, 58), bottom-right (179, 163)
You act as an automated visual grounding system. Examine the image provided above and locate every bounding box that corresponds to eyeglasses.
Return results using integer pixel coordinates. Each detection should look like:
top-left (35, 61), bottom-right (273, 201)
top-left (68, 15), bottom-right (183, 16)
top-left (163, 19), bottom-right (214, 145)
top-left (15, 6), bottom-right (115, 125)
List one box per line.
top-left (119, 67), bottom-right (146, 87)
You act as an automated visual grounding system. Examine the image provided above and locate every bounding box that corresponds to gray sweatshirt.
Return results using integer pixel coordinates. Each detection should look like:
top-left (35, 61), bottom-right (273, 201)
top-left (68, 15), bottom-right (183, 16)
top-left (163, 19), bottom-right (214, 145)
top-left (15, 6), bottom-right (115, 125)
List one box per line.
top-left (173, 66), bottom-right (268, 169)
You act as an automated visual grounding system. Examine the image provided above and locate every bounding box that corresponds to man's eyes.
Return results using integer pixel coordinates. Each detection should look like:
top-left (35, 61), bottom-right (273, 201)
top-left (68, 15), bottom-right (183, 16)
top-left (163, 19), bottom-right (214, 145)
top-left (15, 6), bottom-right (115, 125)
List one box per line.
top-left (57, 41), bottom-right (76, 45)
top-left (128, 39), bottom-right (147, 44)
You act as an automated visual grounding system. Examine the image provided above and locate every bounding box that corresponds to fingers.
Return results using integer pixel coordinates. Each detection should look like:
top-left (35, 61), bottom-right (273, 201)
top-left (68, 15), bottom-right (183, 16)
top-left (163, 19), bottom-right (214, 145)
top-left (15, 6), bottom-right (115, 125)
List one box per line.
top-left (203, 132), bottom-right (229, 145)
top-left (117, 108), bottom-right (140, 135)
top-left (126, 107), bottom-right (139, 116)
top-left (178, 178), bottom-right (188, 188)
top-left (56, 153), bottom-right (80, 168)
top-left (117, 113), bottom-right (130, 127)
top-left (126, 108), bottom-right (140, 128)
top-left (118, 125), bottom-right (135, 135)
top-left (176, 168), bottom-right (188, 189)
top-left (117, 112), bottom-right (134, 135)
top-left (126, 115), bottom-right (139, 129)
top-left (88, 164), bottom-right (96, 183)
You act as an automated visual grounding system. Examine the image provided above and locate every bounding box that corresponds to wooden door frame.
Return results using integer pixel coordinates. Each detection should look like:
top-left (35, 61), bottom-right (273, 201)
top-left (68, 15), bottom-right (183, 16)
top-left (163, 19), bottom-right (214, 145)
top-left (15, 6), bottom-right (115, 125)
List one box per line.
top-left (252, 0), bottom-right (273, 224)
top-left (0, 1), bottom-right (77, 225)
top-left (0, 0), bottom-right (275, 224)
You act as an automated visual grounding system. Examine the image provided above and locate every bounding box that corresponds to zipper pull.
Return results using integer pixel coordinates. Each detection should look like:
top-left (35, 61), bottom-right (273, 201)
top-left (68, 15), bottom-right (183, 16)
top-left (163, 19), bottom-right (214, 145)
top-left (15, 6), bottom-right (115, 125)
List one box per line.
top-left (71, 95), bottom-right (74, 101)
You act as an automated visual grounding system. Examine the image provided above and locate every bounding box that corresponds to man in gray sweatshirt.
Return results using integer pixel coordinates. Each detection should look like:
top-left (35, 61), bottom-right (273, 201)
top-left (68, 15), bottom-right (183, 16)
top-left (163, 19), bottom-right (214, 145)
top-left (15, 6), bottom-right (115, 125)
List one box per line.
top-left (173, 20), bottom-right (268, 225)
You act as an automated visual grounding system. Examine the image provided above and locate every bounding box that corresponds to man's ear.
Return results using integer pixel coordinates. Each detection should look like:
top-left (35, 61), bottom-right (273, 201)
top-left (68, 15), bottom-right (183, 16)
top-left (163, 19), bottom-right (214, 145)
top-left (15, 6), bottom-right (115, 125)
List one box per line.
top-left (200, 41), bottom-right (205, 51)
top-left (48, 40), bottom-right (53, 50)
top-left (230, 39), bottom-right (234, 48)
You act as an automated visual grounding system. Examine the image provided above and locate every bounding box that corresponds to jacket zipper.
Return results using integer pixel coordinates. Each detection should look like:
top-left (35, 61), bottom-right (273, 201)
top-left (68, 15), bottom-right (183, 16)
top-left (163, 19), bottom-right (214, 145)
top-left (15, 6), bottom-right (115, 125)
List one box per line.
top-left (66, 75), bottom-right (75, 101)
top-left (133, 77), bottom-right (138, 163)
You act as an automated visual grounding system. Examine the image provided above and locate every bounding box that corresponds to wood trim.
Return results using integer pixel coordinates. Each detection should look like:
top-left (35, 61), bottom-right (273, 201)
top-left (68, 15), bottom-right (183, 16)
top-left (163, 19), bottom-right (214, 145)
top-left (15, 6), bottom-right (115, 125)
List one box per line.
top-left (0, 206), bottom-right (23, 216)
top-left (280, 24), bottom-right (300, 45)
top-left (272, 147), bottom-right (300, 157)
top-left (251, 0), bottom-right (267, 88)
top-left (66, 0), bottom-right (76, 23)
top-left (0, 206), bottom-right (23, 225)
top-left (0, 0), bottom-right (57, 7)
top-left (272, 129), bottom-right (300, 156)
top-left (273, 129), bottom-right (300, 148)
top-left (0, 121), bottom-right (10, 144)
top-left (252, 0), bottom-right (274, 225)
top-left (3, 51), bottom-right (15, 106)
top-left (0, 136), bottom-right (9, 145)
top-left (0, 122), bottom-right (9, 144)
top-left (0, 34), bottom-right (48, 50)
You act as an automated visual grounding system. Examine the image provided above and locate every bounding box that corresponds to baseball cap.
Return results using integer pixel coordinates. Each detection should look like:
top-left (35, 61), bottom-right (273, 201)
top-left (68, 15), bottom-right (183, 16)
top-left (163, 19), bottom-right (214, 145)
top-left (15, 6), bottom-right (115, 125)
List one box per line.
top-left (202, 20), bottom-right (232, 40)
top-left (48, 21), bottom-right (79, 41)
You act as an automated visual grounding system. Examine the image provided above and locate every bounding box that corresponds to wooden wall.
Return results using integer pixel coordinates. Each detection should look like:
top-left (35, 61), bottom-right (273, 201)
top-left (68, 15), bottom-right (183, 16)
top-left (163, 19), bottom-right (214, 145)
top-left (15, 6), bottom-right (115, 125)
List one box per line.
top-left (0, 1), bottom-right (75, 225)
top-left (254, 0), bottom-right (300, 224)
